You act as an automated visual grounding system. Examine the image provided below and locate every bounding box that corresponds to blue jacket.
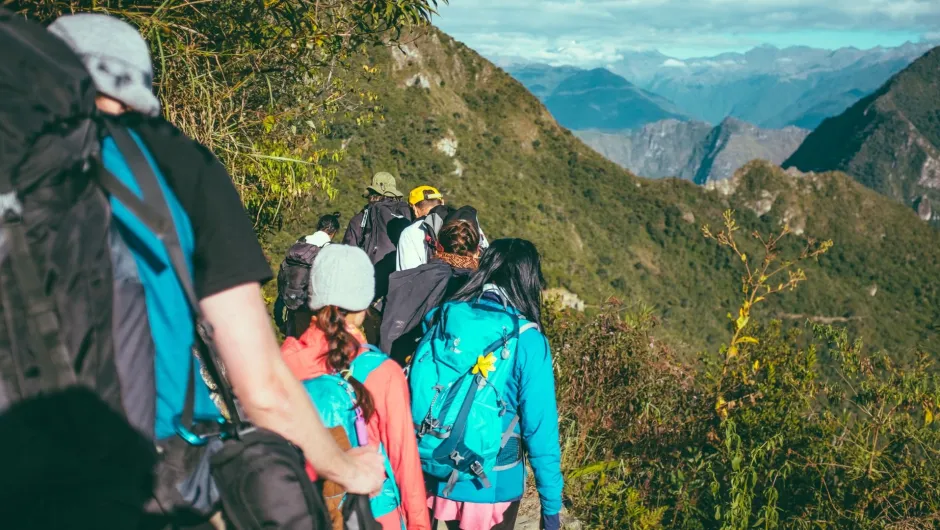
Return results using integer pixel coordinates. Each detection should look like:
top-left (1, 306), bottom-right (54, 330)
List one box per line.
top-left (424, 294), bottom-right (564, 516)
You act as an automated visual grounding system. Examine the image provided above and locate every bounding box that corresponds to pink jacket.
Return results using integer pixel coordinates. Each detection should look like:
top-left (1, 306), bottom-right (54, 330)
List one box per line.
top-left (281, 325), bottom-right (431, 530)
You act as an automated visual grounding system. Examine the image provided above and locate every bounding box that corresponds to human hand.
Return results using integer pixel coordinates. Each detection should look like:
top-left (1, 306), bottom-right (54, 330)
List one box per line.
top-left (336, 445), bottom-right (385, 495)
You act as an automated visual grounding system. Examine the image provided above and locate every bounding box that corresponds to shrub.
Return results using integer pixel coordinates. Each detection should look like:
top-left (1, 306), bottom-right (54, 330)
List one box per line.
top-left (549, 211), bottom-right (940, 529)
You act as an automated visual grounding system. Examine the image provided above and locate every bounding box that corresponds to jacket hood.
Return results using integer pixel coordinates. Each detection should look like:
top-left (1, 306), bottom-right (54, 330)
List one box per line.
top-left (281, 324), bottom-right (369, 381)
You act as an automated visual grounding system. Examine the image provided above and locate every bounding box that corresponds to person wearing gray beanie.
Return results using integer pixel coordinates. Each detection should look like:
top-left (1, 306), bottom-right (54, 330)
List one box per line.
top-left (280, 242), bottom-right (432, 529)
top-left (48, 13), bottom-right (161, 117)
top-left (308, 244), bottom-right (376, 313)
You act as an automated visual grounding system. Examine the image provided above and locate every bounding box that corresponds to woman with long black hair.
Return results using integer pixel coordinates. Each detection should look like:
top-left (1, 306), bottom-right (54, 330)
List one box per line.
top-left (411, 239), bottom-right (563, 530)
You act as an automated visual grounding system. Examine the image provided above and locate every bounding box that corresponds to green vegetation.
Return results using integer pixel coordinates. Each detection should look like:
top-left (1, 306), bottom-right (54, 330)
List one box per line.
top-left (550, 212), bottom-right (940, 529)
top-left (288, 29), bottom-right (939, 356)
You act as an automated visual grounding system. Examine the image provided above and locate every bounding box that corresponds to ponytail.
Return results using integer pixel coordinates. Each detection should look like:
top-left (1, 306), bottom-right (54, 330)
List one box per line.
top-left (315, 305), bottom-right (376, 421)
top-left (317, 212), bottom-right (342, 235)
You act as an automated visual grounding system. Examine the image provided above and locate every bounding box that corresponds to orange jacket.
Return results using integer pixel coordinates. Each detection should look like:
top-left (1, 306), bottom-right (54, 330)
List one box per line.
top-left (281, 325), bottom-right (431, 530)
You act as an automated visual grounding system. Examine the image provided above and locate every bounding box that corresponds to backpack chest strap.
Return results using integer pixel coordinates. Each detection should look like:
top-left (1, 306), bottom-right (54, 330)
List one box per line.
top-left (519, 322), bottom-right (540, 335)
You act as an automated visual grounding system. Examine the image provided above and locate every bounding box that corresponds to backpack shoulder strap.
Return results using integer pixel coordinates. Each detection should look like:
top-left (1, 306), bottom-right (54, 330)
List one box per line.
top-left (97, 122), bottom-right (240, 430)
top-left (350, 346), bottom-right (390, 380)
top-left (519, 322), bottom-right (541, 335)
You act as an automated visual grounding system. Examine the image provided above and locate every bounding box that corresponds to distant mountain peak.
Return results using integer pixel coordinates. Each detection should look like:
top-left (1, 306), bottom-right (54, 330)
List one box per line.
top-left (562, 67), bottom-right (634, 88)
top-left (541, 67), bottom-right (686, 130)
top-left (717, 116), bottom-right (748, 128)
top-left (784, 46), bottom-right (940, 222)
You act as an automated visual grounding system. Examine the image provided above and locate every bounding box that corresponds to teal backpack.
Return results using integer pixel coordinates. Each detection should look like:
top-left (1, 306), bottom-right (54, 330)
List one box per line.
top-left (408, 299), bottom-right (539, 495)
top-left (301, 346), bottom-right (402, 522)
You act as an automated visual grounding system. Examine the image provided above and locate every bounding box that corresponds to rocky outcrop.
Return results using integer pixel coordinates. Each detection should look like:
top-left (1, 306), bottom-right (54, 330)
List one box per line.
top-left (544, 288), bottom-right (586, 312)
top-left (692, 117), bottom-right (809, 184)
top-left (575, 117), bottom-right (808, 183)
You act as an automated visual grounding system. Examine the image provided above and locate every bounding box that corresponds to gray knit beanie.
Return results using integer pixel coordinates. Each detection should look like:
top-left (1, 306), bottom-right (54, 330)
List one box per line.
top-left (308, 245), bottom-right (375, 312)
top-left (48, 13), bottom-right (161, 117)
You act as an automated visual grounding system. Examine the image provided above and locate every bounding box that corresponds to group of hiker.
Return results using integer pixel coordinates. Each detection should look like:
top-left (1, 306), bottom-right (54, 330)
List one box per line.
top-left (272, 173), bottom-right (563, 530)
top-left (0, 9), bottom-right (561, 530)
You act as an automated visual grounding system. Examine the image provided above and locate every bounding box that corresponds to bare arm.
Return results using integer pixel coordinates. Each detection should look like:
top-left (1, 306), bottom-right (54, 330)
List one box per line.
top-left (200, 282), bottom-right (384, 493)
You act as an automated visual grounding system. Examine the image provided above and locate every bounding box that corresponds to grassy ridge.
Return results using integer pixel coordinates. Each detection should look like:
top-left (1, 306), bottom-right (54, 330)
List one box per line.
top-left (270, 29), bottom-right (940, 356)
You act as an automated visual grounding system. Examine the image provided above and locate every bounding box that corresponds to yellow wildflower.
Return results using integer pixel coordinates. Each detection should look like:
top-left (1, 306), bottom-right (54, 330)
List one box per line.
top-left (472, 352), bottom-right (497, 379)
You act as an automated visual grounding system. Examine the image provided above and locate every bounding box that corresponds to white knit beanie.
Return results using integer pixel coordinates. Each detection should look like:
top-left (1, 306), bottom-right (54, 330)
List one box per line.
top-left (308, 245), bottom-right (375, 312)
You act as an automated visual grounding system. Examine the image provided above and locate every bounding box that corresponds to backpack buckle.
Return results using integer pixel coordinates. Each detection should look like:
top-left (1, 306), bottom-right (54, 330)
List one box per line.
top-left (418, 417), bottom-right (440, 437)
top-left (470, 461), bottom-right (484, 477)
top-left (173, 415), bottom-right (227, 446)
top-left (449, 450), bottom-right (466, 465)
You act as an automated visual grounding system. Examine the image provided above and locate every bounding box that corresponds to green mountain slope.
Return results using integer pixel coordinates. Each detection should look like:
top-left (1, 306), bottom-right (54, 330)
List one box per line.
top-left (785, 47), bottom-right (940, 223)
top-left (282, 29), bottom-right (940, 355)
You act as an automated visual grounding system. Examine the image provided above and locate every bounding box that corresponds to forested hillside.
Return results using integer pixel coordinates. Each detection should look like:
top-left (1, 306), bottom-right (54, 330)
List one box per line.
top-left (286, 28), bottom-right (940, 355)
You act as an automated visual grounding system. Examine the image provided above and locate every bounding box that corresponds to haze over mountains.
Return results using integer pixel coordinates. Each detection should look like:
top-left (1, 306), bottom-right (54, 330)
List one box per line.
top-left (504, 41), bottom-right (935, 187)
top-left (508, 41), bottom-right (935, 130)
top-left (543, 68), bottom-right (687, 131)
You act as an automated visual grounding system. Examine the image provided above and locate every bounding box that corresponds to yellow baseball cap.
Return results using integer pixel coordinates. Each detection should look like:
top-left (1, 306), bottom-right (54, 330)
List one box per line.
top-left (408, 185), bottom-right (443, 206)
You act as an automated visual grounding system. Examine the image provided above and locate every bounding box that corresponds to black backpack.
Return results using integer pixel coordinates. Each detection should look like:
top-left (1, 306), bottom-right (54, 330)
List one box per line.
top-left (0, 12), bottom-right (330, 529)
top-left (419, 205), bottom-right (453, 262)
top-left (0, 9), bottom-right (157, 527)
top-left (380, 261), bottom-right (454, 364)
top-left (277, 239), bottom-right (328, 311)
top-left (359, 198), bottom-right (412, 265)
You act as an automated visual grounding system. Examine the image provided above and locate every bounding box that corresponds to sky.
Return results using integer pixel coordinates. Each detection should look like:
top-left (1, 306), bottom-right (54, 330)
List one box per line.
top-left (433, 0), bottom-right (940, 65)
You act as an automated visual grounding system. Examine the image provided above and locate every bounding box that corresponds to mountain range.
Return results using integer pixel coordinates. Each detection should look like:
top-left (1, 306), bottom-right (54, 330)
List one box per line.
top-left (543, 68), bottom-right (686, 131)
top-left (507, 41), bottom-right (935, 130)
top-left (278, 28), bottom-right (940, 355)
top-left (784, 46), bottom-right (940, 224)
top-left (575, 117), bottom-right (808, 183)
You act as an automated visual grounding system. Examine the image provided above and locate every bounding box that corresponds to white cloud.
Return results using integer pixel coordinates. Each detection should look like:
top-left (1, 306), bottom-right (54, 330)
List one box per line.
top-left (434, 0), bottom-right (940, 64)
top-left (662, 58), bottom-right (688, 67)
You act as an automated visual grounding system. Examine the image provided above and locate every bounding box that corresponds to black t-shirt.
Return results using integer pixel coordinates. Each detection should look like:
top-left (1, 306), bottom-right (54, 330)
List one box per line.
top-left (115, 114), bottom-right (273, 298)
